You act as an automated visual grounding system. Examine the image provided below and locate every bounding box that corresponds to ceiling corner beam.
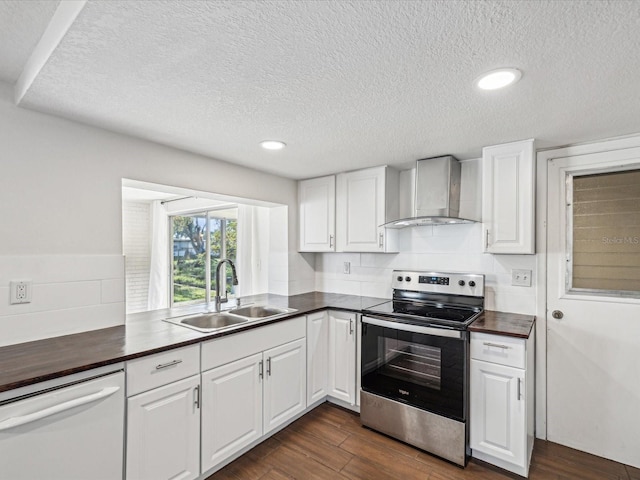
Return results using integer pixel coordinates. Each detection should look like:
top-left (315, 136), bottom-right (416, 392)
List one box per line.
top-left (14, 0), bottom-right (87, 105)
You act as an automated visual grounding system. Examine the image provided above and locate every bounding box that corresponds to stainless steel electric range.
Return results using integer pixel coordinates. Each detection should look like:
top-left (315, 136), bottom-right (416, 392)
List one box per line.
top-left (360, 270), bottom-right (485, 466)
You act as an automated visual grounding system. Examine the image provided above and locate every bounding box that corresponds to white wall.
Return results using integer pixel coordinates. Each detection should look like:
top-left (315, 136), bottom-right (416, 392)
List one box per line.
top-left (0, 80), bottom-right (305, 345)
top-left (315, 225), bottom-right (537, 314)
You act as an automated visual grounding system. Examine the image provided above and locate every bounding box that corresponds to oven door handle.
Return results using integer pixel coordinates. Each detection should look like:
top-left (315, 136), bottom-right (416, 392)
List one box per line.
top-left (362, 316), bottom-right (463, 339)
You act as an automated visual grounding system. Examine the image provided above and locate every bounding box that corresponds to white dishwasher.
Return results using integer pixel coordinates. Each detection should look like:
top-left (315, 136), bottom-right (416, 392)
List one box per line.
top-left (0, 366), bottom-right (125, 480)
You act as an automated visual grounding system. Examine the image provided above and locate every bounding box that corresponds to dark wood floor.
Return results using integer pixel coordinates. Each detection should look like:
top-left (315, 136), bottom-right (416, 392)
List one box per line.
top-left (207, 403), bottom-right (640, 480)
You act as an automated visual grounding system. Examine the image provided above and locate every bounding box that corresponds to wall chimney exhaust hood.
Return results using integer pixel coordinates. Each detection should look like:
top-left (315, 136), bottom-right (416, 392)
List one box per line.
top-left (383, 155), bottom-right (475, 228)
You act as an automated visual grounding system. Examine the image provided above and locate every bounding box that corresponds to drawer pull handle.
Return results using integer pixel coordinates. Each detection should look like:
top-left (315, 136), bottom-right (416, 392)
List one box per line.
top-left (155, 359), bottom-right (182, 370)
top-left (483, 342), bottom-right (509, 349)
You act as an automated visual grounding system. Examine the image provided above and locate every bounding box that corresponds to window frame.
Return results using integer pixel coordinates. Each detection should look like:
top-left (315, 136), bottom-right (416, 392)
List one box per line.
top-left (565, 166), bottom-right (640, 299)
top-left (169, 207), bottom-right (237, 307)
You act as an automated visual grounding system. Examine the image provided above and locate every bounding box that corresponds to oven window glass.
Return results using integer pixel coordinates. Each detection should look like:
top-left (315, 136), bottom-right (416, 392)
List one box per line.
top-left (381, 339), bottom-right (441, 390)
top-left (361, 319), bottom-right (466, 422)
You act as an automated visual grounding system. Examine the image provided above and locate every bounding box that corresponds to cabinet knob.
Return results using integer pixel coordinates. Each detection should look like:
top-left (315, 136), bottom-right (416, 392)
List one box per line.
top-left (552, 310), bottom-right (564, 319)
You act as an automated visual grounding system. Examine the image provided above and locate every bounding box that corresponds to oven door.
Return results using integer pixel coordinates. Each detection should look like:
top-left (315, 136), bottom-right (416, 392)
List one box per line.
top-left (361, 315), bottom-right (467, 422)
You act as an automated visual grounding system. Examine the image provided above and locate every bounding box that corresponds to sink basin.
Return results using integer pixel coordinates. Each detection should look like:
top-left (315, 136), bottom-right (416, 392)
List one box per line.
top-left (164, 313), bottom-right (248, 333)
top-left (227, 305), bottom-right (297, 319)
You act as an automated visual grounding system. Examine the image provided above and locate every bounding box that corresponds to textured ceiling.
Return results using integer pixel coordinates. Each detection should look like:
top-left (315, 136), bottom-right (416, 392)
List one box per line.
top-left (6, 0), bottom-right (640, 179)
top-left (0, 0), bottom-right (60, 83)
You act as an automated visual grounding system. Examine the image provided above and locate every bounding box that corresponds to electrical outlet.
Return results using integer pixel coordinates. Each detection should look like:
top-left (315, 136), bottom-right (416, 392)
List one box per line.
top-left (343, 262), bottom-right (351, 274)
top-left (511, 269), bottom-right (532, 287)
top-left (10, 280), bottom-right (32, 304)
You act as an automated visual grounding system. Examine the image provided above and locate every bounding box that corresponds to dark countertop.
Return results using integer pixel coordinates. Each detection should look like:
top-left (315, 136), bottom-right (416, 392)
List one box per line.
top-left (0, 292), bottom-right (386, 393)
top-left (0, 293), bottom-right (534, 393)
top-left (468, 310), bottom-right (536, 338)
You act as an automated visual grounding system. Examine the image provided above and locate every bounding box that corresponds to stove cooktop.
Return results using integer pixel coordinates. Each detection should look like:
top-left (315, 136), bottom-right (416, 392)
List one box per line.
top-left (363, 299), bottom-right (482, 329)
top-left (363, 270), bottom-right (486, 330)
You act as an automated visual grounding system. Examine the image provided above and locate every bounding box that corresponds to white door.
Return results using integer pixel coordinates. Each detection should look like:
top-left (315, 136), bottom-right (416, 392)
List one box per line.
top-left (307, 311), bottom-right (329, 405)
top-left (470, 360), bottom-right (525, 466)
top-left (200, 353), bottom-right (263, 472)
top-left (547, 147), bottom-right (640, 468)
top-left (127, 375), bottom-right (200, 480)
top-left (327, 311), bottom-right (356, 404)
top-left (263, 338), bottom-right (307, 435)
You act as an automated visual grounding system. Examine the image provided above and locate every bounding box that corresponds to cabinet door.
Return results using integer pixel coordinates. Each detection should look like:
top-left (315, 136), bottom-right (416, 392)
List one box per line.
top-left (327, 311), bottom-right (356, 404)
top-left (201, 353), bottom-right (263, 473)
top-left (299, 175), bottom-right (335, 252)
top-left (482, 139), bottom-right (535, 254)
top-left (337, 166), bottom-right (395, 252)
top-left (263, 338), bottom-right (307, 435)
top-left (470, 359), bottom-right (526, 467)
top-left (127, 375), bottom-right (200, 480)
top-left (307, 311), bottom-right (329, 405)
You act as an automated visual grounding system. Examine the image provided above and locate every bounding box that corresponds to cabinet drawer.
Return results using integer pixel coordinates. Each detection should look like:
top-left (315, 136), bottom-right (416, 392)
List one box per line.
top-left (201, 316), bottom-right (305, 371)
top-left (127, 344), bottom-right (200, 396)
top-left (470, 332), bottom-right (525, 369)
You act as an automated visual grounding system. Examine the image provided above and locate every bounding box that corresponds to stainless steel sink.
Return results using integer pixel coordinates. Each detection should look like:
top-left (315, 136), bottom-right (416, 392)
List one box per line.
top-left (164, 312), bottom-right (248, 333)
top-left (227, 305), bottom-right (297, 319)
top-left (164, 304), bottom-right (297, 333)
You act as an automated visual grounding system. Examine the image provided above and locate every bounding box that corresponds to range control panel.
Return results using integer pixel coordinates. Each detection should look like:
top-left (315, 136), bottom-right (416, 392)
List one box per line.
top-left (391, 270), bottom-right (485, 297)
top-left (419, 275), bottom-right (449, 285)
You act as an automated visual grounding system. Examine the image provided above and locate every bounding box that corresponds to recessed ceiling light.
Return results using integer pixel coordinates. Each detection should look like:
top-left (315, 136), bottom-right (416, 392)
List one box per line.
top-left (475, 68), bottom-right (522, 90)
top-left (260, 140), bottom-right (286, 150)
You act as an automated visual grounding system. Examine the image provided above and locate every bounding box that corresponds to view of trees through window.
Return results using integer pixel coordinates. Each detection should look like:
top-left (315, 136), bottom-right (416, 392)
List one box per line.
top-left (171, 210), bottom-right (237, 305)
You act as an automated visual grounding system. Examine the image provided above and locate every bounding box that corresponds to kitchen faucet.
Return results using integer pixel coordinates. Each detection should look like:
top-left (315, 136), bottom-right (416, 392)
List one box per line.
top-left (214, 258), bottom-right (238, 311)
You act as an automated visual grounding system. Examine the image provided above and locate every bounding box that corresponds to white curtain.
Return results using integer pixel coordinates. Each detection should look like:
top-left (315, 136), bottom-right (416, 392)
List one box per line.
top-left (236, 205), bottom-right (263, 297)
top-left (148, 200), bottom-right (169, 310)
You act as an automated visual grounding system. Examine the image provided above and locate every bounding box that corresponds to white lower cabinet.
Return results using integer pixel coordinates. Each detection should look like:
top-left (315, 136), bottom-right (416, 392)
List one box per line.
top-left (200, 353), bottom-right (263, 472)
top-left (126, 375), bottom-right (200, 480)
top-left (263, 338), bottom-right (307, 435)
top-left (306, 311), bottom-right (329, 405)
top-left (200, 316), bottom-right (307, 474)
top-left (306, 310), bottom-right (358, 408)
top-left (125, 344), bottom-right (201, 480)
top-left (470, 329), bottom-right (535, 477)
top-left (327, 311), bottom-right (357, 405)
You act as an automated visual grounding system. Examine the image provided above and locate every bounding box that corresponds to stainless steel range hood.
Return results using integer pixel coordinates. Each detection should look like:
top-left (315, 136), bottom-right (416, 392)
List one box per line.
top-left (383, 155), bottom-right (475, 228)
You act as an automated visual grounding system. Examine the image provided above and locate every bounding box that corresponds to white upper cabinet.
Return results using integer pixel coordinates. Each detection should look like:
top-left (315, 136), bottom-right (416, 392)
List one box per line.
top-left (336, 166), bottom-right (399, 253)
top-left (299, 175), bottom-right (336, 252)
top-left (482, 139), bottom-right (535, 254)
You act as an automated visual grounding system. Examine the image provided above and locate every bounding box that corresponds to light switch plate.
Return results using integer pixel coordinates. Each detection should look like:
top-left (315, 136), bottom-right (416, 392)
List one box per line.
top-left (511, 269), bottom-right (532, 287)
top-left (343, 262), bottom-right (351, 274)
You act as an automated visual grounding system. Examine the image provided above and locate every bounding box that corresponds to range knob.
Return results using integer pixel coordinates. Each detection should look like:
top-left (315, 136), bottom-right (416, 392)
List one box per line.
top-left (458, 280), bottom-right (466, 286)
top-left (469, 280), bottom-right (476, 287)
top-left (405, 276), bottom-right (412, 282)
top-left (397, 276), bottom-right (403, 282)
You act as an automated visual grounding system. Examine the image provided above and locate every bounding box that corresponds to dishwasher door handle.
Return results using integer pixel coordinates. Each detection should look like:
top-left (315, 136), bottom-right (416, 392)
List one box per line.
top-left (0, 386), bottom-right (121, 431)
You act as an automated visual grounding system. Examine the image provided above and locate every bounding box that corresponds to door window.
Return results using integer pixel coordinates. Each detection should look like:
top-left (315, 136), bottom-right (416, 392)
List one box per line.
top-left (568, 168), bottom-right (640, 296)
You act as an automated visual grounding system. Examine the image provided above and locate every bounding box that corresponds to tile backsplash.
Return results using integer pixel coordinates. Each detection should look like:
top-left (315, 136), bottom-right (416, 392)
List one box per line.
top-left (315, 223), bottom-right (537, 314)
top-left (0, 255), bottom-right (125, 346)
